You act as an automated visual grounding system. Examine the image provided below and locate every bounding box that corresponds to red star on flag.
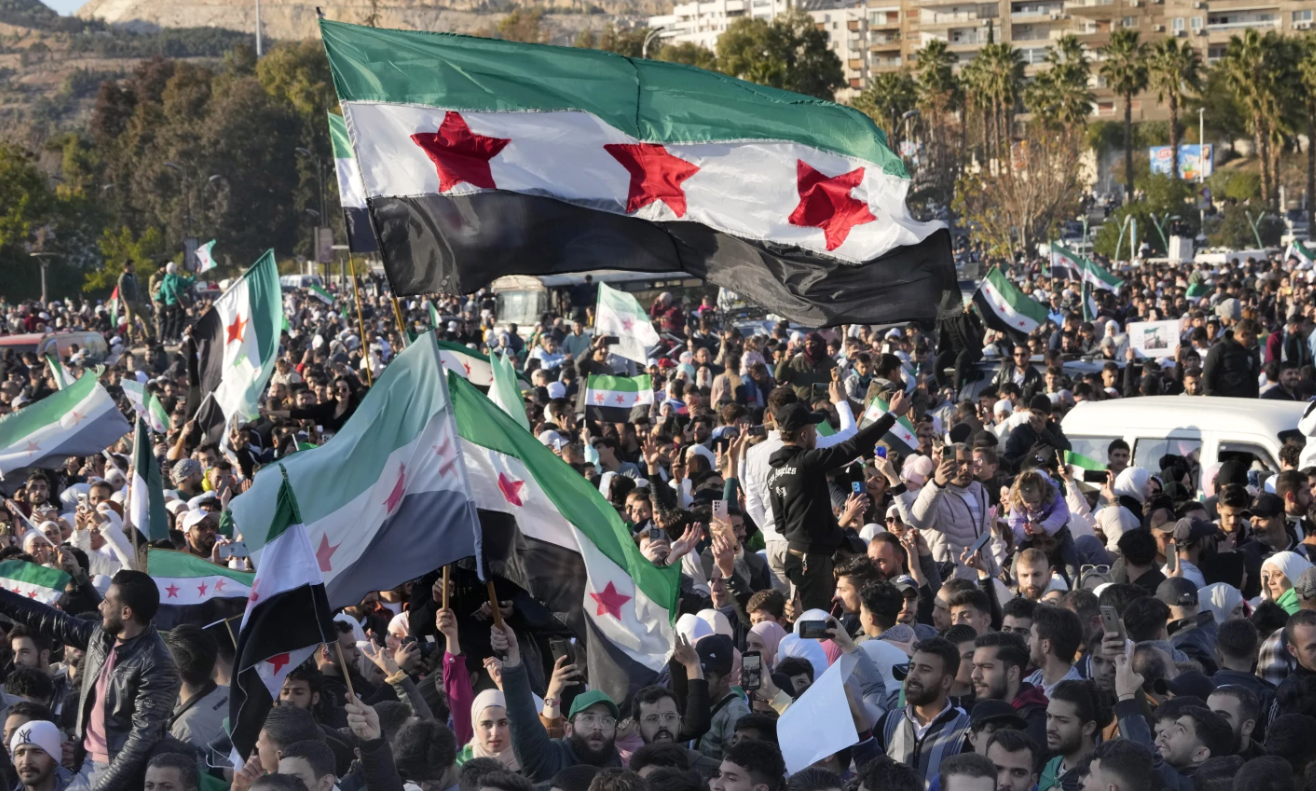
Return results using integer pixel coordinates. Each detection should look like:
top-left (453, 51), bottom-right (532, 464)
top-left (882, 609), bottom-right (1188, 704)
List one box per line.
top-left (67, 410), bottom-right (84, 425)
top-left (604, 143), bottom-right (700, 218)
top-left (316, 533), bottom-right (340, 573)
top-left (433, 437), bottom-right (458, 477)
top-left (615, 394), bottom-right (626, 404)
top-left (497, 472), bottom-right (526, 507)
top-left (26, 591), bottom-right (36, 599)
top-left (589, 581), bottom-right (632, 619)
top-left (248, 580), bottom-right (260, 603)
top-left (462, 360), bottom-right (472, 375)
top-left (165, 584), bottom-right (179, 599)
top-left (23, 441), bottom-right (40, 456)
top-left (213, 578), bottom-right (225, 592)
top-left (226, 314), bottom-right (248, 345)
top-left (411, 112), bottom-right (511, 192)
top-left (197, 582), bottom-right (208, 596)
top-left (384, 464), bottom-right (407, 514)
top-left (622, 317), bottom-right (635, 331)
top-left (267, 653), bottom-right (291, 674)
top-left (787, 159), bottom-right (876, 251)
top-left (594, 393), bottom-right (606, 404)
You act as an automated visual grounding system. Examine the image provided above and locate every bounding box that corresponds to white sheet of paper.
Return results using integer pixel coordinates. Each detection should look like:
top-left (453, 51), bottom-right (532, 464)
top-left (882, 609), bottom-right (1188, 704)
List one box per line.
top-left (779, 651), bottom-right (860, 774)
top-left (1127, 319), bottom-right (1181, 359)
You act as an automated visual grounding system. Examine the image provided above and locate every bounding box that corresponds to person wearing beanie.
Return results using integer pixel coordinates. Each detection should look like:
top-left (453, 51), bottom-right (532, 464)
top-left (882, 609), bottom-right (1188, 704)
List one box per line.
top-left (10, 720), bottom-right (72, 791)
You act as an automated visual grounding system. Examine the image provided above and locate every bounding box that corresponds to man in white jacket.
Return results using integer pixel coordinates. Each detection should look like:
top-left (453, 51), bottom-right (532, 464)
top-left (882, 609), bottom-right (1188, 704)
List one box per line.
top-left (906, 444), bottom-right (992, 580)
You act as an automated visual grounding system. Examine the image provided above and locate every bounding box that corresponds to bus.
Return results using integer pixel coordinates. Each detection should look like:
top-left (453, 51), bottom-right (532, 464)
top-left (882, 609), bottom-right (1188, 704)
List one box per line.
top-left (490, 271), bottom-right (711, 338)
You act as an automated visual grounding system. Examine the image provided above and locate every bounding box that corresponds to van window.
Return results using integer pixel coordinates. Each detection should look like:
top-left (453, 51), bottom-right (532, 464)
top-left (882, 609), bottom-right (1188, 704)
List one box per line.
top-left (1218, 441), bottom-right (1278, 476)
top-left (1133, 437), bottom-right (1201, 472)
top-left (1068, 436), bottom-right (1117, 466)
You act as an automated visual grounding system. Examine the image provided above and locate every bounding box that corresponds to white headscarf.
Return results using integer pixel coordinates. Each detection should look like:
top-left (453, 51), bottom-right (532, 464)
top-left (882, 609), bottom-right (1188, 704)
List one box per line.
top-left (777, 633), bottom-right (828, 681)
top-left (1263, 552), bottom-right (1313, 587)
top-left (1200, 583), bottom-right (1244, 625)
top-left (1113, 467), bottom-right (1150, 504)
top-left (469, 689), bottom-right (519, 770)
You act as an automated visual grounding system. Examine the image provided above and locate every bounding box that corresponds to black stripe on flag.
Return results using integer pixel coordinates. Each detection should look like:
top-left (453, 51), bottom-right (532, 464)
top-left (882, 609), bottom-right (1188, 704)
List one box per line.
top-left (344, 206), bottom-right (379, 254)
top-left (189, 313), bottom-right (229, 445)
top-left (584, 404), bottom-right (649, 424)
top-left (369, 192), bottom-right (956, 326)
top-left (973, 287), bottom-right (1029, 344)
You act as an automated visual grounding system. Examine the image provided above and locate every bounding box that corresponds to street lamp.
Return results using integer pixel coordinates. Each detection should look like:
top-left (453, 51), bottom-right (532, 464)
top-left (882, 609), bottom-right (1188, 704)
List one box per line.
top-left (900, 109), bottom-right (920, 168)
top-left (642, 26), bottom-right (667, 59)
top-left (296, 147), bottom-right (327, 236)
top-left (199, 174), bottom-right (225, 237)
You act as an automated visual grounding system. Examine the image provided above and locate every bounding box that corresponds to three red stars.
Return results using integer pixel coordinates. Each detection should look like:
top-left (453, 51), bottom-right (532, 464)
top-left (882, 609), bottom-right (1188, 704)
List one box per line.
top-left (788, 159), bottom-right (876, 251)
top-left (605, 143), bottom-right (700, 218)
top-left (412, 112), bottom-right (511, 193)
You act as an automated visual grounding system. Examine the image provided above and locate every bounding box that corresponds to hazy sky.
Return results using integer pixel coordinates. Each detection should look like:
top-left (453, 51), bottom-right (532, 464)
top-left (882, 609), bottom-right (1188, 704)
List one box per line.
top-left (42, 0), bottom-right (84, 16)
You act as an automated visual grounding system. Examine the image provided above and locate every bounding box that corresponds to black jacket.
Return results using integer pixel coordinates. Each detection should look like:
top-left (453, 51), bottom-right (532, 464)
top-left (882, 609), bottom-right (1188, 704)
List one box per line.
top-left (1002, 419), bottom-right (1071, 471)
top-left (0, 589), bottom-right (180, 791)
top-left (767, 413), bottom-right (896, 552)
top-left (1203, 338), bottom-right (1259, 398)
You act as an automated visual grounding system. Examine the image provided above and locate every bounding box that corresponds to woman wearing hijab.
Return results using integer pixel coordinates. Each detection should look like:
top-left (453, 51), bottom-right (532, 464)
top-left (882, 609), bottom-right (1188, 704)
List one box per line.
top-left (747, 622), bottom-right (787, 671)
top-left (1112, 467), bottom-right (1152, 523)
top-left (456, 690), bottom-right (519, 770)
top-left (1200, 583), bottom-right (1246, 625)
top-left (1262, 552), bottom-right (1314, 614)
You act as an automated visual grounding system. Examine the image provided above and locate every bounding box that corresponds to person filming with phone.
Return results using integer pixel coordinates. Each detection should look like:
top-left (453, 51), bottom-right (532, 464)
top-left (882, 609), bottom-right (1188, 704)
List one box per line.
top-left (767, 388), bottom-right (907, 611)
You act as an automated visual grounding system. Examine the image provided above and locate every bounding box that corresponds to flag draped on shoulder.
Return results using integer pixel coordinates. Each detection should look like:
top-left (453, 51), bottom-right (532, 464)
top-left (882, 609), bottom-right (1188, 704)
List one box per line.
top-left (973, 267), bottom-right (1049, 341)
top-left (858, 395), bottom-right (919, 454)
top-left (121, 380), bottom-right (170, 434)
top-left (0, 560), bottom-right (69, 605)
top-left (1048, 243), bottom-right (1083, 282)
top-left (229, 470), bottom-right (336, 764)
top-left (450, 373), bottom-right (679, 703)
top-left (192, 251), bottom-right (283, 444)
top-left (584, 374), bottom-right (653, 423)
top-left (129, 417), bottom-right (170, 542)
top-left (0, 373), bottom-right (130, 477)
top-left (147, 548), bottom-right (254, 629)
top-left (595, 283), bottom-right (660, 365)
top-left (329, 111), bottom-right (379, 254)
top-left (320, 19), bottom-right (956, 326)
top-left (226, 332), bottom-right (481, 609)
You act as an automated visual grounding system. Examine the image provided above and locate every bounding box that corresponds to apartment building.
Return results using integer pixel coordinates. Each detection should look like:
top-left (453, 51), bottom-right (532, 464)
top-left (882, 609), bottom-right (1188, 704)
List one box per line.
top-left (648, 0), bottom-right (793, 51)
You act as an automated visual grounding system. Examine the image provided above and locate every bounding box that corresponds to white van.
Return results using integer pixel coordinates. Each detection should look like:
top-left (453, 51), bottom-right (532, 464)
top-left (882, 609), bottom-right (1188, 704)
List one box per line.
top-left (1061, 396), bottom-right (1308, 489)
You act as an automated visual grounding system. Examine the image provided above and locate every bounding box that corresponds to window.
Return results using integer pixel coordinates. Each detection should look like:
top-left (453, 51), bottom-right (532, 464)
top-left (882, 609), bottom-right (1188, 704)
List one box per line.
top-left (1133, 436), bottom-right (1202, 474)
top-left (1295, 9), bottom-right (1313, 21)
top-left (1191, 16), bottom-right (1203, 29)
top-left (1172, 16), bottom-right (1184, 29)
top-left (1218, 442), bottom-right (1278, 475)
top-left (1121, 15), bottom-right (1137, 26)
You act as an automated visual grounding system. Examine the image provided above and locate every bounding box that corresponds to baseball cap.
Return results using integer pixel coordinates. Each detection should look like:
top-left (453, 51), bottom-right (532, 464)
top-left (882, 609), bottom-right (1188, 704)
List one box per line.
top-left (1155, 577), bottom-right (1199, 608)
top-left (567, 689), bottom-right (620, 720)
top-left (180, 509), bottom-right (213, 533)
top-left (1295, 567), bottom-right (1316, 599)
top-left (1157, 670), bottom-right (1216, 700)
top-left (891, 575), bottom-right (919, 596)
top-left (878, 624), bottom-right (916, 644)
top-left (696, 633), bottom-right (735, 677)
top-left (774, 403), bottom-right (825, 433)
top-left (1172, 517), bottom-right (1216, 545)
top-left (1243, 493), bottom-right (1284, 520)
top-left (970, 699), bottom-right (1029, 731)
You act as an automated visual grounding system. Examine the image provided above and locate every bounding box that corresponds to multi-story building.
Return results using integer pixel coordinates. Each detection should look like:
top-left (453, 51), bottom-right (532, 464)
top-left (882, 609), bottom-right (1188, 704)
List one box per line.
top-left (648, 0), bottom-right (793, 51)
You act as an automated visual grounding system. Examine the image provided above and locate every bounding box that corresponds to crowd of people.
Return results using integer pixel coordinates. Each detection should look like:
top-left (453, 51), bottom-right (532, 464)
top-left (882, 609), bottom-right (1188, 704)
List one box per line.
top-left (0, 246), bottom-right (1313, 791)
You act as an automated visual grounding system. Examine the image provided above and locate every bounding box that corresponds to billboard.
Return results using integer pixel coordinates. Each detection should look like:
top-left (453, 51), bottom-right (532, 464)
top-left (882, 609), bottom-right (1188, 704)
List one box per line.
top-left (1149, 144), bottom-right (1214, 180)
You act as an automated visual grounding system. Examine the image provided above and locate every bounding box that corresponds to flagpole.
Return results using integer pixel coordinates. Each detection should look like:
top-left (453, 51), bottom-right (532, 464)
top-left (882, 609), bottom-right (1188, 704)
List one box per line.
top-left (390, 296), bottom-right (408, 348)
top-left (333, 642), bottom-right (358, 701)
top-left (441, 565), bottom-right (450, 611)
top-left (128, 417), bottom-right (141, 560)
top-left (347, 256), bottom-right (373, 386)
top-left (486, 580), bottom-right (504, 629)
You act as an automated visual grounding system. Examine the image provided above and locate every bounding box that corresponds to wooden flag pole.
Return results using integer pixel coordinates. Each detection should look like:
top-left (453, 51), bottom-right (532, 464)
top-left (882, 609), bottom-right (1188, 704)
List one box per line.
top-left (391, 296), bottom-right (408, 348)
top-left (347, 255), bottom-right (373, 387)
top-left (486, 580), bottom-right (503, 629)
top-left (334, 641), bottom-right (358, 701)
top-left (223, 617), bottom-right (239, 649)
top-left (441, 565), bottom-right (450, 611)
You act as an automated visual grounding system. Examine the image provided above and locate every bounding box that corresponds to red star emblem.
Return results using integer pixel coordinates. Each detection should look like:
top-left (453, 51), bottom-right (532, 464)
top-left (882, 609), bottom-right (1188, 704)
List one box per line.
top-left (165, 584), bottom-right (180, 599)
top-left (384, 464), bottom-right (407, 514)
top-left (411, 112), bottom-right (510, 192)
top-left (787, 159), bottom-right (876, 251)
top-left (23, 441), bottom-right (40, 456)
top-left (267, 653), bottom-right (291, 674)
top-left (589, 581), bottom-right (632, 619)
top-left (226, 314), bottom-right (248, 345)
top-left (67, 410), bottom-right (84, 425)
top-left (462, 360), bottom-right (472, 376)
top-left (433, 437), bottom-right (457, 477)
top-left (197, 582), bottom-right (208, 596)
top-left (26, 591), bottom-right (36, 599)
top-left (604, 143), bottom-right (700, 218)
top-left (615, 394), bottom-right (626, 404)
top-left (248, 580), bottom-right (260, 603)
top-left (622, 317), bottom-right (635, 331)
top-left (213, 578), bottom-right (225, 592)
top-left (497, 472), bottom-right (525, 507)
top-left (594, 393), bottom-right (605, 404)
top-left (316, 533), bottom-right (340, 573)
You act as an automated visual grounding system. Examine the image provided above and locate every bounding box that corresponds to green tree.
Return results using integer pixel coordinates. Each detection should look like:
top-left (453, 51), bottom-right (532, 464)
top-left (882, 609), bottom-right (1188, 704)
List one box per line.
top-left (1099, 29), bottom-right (1148, 204)
top-left (1147, 37), bottom-right (1202, 181)
top-left (854, 70), bottom-right (917, 148)
top-left (1207, 202), bottom-right (1284, 248)
top-left (87, 225), bottom-right (163, 293)
top-left (913, 39), bottom-right (963, 208)
top-left (1297, 34), bottom-right (1316, 229)
top-left (963, 42), bottom-right (1024, 161)
top-left (496, 9), bottom-right (546, 43)
top-left (1025, 34), bottom-right (1094, 129)
top-left (1222, 30), bottom-right (1292, 206)
top-left (717, 11), bottom-right (844, 100)
top-left (657, 41), bottom-right (717, 70)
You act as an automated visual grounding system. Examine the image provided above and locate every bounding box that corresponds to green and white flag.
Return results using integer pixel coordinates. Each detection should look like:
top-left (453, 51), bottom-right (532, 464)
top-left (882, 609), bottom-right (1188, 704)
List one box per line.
top-left (583, 374), bottom-right (654, 423)
top-left (0, 372), bottom-right (131, 477)
top-left (437, 339), bottom-right (495, 388)
top-left (1082, 281), bottom-right (1099, 323)
top-left (0, 560), bottom-right (69, 605)
top-left (1064, 450), bottom-right (1106, 480)
top-left (120, 380), bottom-right (170, 434)
top-left (196, 240), bottom-right (218, 273)
top-left (1080, 257), bottom-right (1123, 292)
top-left (596, 283), bottom-right (661, 365)
top-left (451, 373), bottom-right (679, 703)
top-left (973, 267), bottom-right (1049, 340)
top-left (1048, 243), bottom-right (1084, 282)
top-left (1286, 240), bottom-right (1316, 268)
top-left (147, 547), bottom-right (254, 628)
top-left (858, 395), bottom-right (919, 454)
top-left (489, 351), bottom-right (529, 431)
top-left (44, 354), bottom-right (73, 390)
top-left (129, 417), bottom-right (170, 542)
top-left (428, 302), bottom-right (443, 330)
top-left (308, 284), bottom-right (334, 306)
top-left (1185, 282), bottom-right (1209, 299)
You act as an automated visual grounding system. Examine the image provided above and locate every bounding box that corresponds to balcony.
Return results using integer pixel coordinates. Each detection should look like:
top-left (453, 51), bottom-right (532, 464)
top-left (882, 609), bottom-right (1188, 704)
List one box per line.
top-left (1063, 0), bottom-right (1115, 15)
top-left (849, 57), bottom-right (866, 69)
top-left (1204, 17), bottom-right (1280, 30)
top-left (870, 31), bottom-right (902, 45)
top-left (921, 11), bottom-right (995, 26)
top-left (848, 18), bottom-right (862, 29)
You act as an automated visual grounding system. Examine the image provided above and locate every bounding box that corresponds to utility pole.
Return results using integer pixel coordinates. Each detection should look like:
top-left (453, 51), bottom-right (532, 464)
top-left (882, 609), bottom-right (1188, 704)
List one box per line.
top-left (255, 0), bottom-right (263, 57)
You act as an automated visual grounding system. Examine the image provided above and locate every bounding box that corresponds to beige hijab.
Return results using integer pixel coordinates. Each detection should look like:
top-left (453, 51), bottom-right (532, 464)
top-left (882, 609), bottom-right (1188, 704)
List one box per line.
top-left (469, 689), bottom-right (519, 771)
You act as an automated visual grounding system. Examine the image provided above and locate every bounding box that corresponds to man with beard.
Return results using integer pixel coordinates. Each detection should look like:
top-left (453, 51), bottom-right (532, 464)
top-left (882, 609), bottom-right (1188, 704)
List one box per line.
top-left (10, 720), bottom-right (72, 791)
top-left (491, 624), bottom-right (621, 782)
top-left (179, 511), bottom-right (218, 560)
top-left (1040, 681), bottom-right (1107, 791)
top-left (970, 632), bottom-right (1048, 749)
top-left (874, 637), bottom-right (971, 784)
top-left (776, 332), bottom-right (835, 401)
top-left (1207, 686), bottom-right (1266, 760)
top-left (1014, 549), bottom-right (1054, 602)
top-left (630, 647), bottom-right (718, 779)
top-left (0, 570), bottom-right (178, 791)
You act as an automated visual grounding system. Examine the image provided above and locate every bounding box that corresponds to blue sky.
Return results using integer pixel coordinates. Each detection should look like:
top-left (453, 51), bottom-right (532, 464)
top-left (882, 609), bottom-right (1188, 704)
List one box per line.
top-left (42, 0), bottom-right (84, 15)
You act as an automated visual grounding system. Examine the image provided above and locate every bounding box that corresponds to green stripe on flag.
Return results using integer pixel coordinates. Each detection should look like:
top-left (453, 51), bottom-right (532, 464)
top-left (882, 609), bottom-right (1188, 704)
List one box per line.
top-left (816, 420), bottom-right (836, 437)
top-left (448, 371), bottom-right (679, 618)
top-left (0, 371), bottom-right (98, 449)
top-left (266, 466), bottom-right (305, 545)
top-left (320, 19), bottom-right (907, 178)
top-left (0, 560), bottom-right (69, 591)
top-left (328, 112), bottom-right (354, 159)
top-left (1064, 451), bottom-right (1105, 472)
top-left (132, 417), bottom-right (170, 542)
top-left (586, 374), bottom-right (650, 393)
top-left (1185, 283), bottom-right (1208, 299)
top-left (147, 548), bottom-right (256, 586)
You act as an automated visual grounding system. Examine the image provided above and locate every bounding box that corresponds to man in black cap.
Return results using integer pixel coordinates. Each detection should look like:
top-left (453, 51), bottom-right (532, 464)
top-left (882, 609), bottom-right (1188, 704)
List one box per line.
top-left (767, 389), bottom-right (906, 610)
top-left (1165, 518), bottom-right (1213, 588)
top-left (965, 700), bottom-right (1029, 756)
top-left (693, 634), bottom-right (747, 761)
top-left (1157, 576), bottom-right (1218, 675)
top-left (1241, 493), bottom-right (1300, 599)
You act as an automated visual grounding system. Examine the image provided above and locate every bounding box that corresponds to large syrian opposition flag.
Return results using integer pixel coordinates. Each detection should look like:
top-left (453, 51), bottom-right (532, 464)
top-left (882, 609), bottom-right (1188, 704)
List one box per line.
top-left (229, 469), bottom-right (336, 764)
top-left (450, 373), bottom-right (679, 704)
top-left (437, 339), bottom-right (495, 388)
top-left (584, 374), bottom-right (653, 423)
top-left (0, 373), bottom-right (130, 477)
top-left (321, 20), bottom-right (956, 326)
top-left (1048, 243), bottom-right (1084, 282)
top-left (596, 283), bottom-right (660, 365)
top-left (121, 380), bottom-right (170, 434)
top-left (0, 560), bottom-right (69, 605)
top-left (1081, 258), bottom-right (1123, 292)
top-left (192, 251), bottom-right (283, 444)
top-left (227, 332), bottom-right (481, 609)
top-left (329, 112), bottom-right (379, 254)
top-left (129, 417), bottom-right (170, 542)
top-left (147, 548), bottom-right (254, 629)
top-left (973, 267), bottom-right (1049, 341)
top-left (858, 395), bottom-right (919, 455)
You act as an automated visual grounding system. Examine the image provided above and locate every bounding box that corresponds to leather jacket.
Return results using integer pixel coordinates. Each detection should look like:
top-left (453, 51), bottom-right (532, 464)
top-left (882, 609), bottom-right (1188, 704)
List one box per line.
top-left (0, 589), bottom-right (179, 791)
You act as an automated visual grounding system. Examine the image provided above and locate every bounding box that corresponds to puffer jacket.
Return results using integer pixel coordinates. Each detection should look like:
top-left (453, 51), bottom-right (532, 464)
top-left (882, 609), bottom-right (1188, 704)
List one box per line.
top-left (0, 589), bottom-right (180, 791)
top-left (1203, 336), bottom-right (1259, 398)
top-left (906, 479), bottom-right (991, 578)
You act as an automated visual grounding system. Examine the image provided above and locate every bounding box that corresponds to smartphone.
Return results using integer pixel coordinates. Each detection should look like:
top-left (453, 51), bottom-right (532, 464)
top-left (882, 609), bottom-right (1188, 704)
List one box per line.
top-left (1099, 605), bottom-right (1126, 640)
top-left (742, 651), bottom-right (763, 691)
top-left (811, 382), bottom-right (829, 400)
top-left (1082, 469), bottom-right (1109, 483)
top-left (875, 446), bottom-right (888, 459)
top-left (1164, 541), bottom-right (1177, 574)
top-left (798, 620), bottom-right (829, 639)
top-left (647, 526), bottom-right (667, 543)
top-left (550, 638), bottom-right (575, 667)
top-left (969, 530), bottom-right (992, 556)
top-left (219, 541), bottom-right (249, 559)
top-left (722, 427), bottom-right (739, 441)
top-left (712, 500), bottom-right (729, 523)
top-left (851, 481), bottom-right (864, 495)
top-left (599, 335), bottom-right (620, 346)
top-left (747, 425), bottom-right (768, 438)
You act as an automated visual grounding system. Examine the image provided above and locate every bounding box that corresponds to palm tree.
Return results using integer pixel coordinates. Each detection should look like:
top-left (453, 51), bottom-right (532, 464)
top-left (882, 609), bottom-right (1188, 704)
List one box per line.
top-left (914, 40), bottom-right (964, 196)
top-left (856, 70), bottom-right (918, 148)
top-left (1100, 29), bottom-right (1148, 203)
top-left (1298, 35), bottom-right (1316, 229)
top-left (1221, 29), bottom-right (1295, 206)
top-left (1148, 37), bottom-right (1202, 180)
top-left (974, 42), bottom-right (1026, 162)
top-left (1026, 34), bottom-right (1095, 129)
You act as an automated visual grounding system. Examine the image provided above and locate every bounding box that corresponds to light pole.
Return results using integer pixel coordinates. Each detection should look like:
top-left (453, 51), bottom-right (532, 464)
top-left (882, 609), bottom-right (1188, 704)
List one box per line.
top-left (29, 253), bottom-right (55, 304)
top-left (295, 147), bottom-right (327, 223)
top-left (164, 162), bottom-right (195, 267)
top-left (642, 26), bottom-right (667, 59)
top-left (304, 208), bottom-right (321, 275)
top-left (1198, 107), bottom-right (1206, 234)
top-left (255, 0), bottom-right (263, 57)
top-left (200, 174), bottom-right (225, 238)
